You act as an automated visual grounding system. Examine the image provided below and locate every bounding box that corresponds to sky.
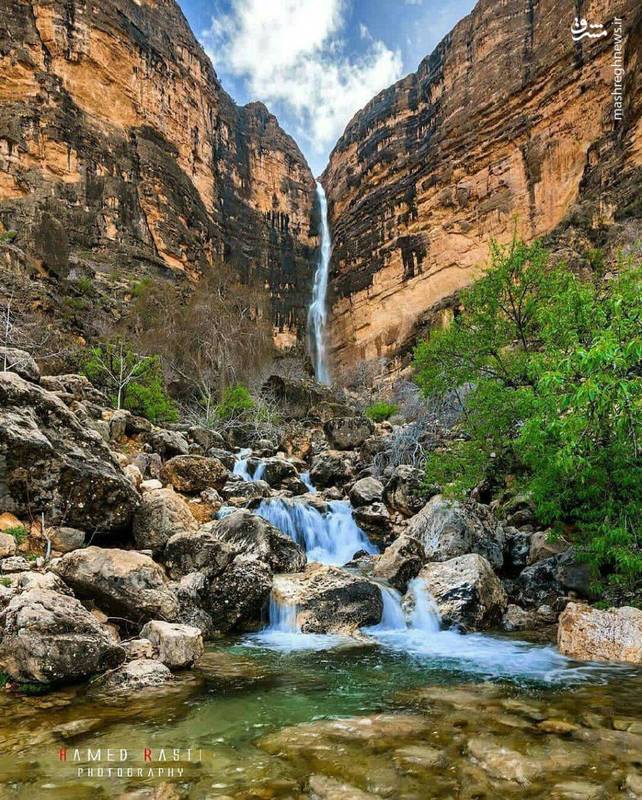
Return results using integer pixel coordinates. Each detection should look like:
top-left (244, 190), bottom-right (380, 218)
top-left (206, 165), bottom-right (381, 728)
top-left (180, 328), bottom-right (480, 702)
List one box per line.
top-left (179, 0), bottom-right (476, 176)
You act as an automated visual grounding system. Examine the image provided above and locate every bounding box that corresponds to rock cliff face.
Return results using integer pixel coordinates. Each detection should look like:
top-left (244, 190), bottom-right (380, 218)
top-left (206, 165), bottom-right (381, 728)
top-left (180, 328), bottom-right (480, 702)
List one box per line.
top-left (0, 0), bottom-right (318, 342)
top-left (322, 0), bottom-right (642, 373)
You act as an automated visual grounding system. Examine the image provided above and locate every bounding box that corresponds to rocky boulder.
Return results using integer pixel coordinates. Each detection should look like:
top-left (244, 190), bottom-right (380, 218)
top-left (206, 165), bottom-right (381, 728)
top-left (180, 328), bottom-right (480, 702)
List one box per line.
top-left (95, 658), bottom-right (173, 694)
top-left (0, 588), bottom-right (125, 684)
top-left (373, 534), bottom-right (425, 592)
top-left (515, 550), bottom-right (591, 610)
top-left (384, 465), bottom-right (438, 517)
top-left (324, 416), bottom-right (374, 450)
top-left (418, 554), bottom-right (507, 630)
top-left (352, 503), bottom-right (392, 542)
top-left (160, 455), bottom-right (228, 494)
top-left (349, 477), bottom-right (384, 507)
top-left (0, 533), bottom-right (17, 559)
top-left (140, 620), bottom-right (204, 669)
top-left (51, 547), bottom-right (179, 623)
top-left (48, 526), bottom-right (86, 554)
top-left (206, 555), bottom-right (273, 632)
top-left (133, 487), bottom-right (198, 555)
top-left (262, 374), bottom-right (334, 420)
top-left (310, 450), bottom-right (356, 488)
top-left (0, 372), bottom-right (139, 534)
top-left (147, 428), bottom-right (189, 459)
top-left (162, 530), bottom-right (233, 580)
top-left (558, 603), bottom-right (642, 664)
top-left (211, 510), bottom-right (306, 573)
top-left (407, 495), bottom-right (506, 570)
top-left (257, 457), bottom-right (298, 487)
top-left (271, 565), bottom-right (383, 634)
top-left (0, 347), bottom-right (40, 382)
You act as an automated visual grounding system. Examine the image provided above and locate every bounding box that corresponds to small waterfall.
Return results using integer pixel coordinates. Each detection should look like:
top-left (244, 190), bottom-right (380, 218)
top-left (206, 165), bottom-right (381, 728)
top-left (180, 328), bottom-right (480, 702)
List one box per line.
top-left (255, 499), bottom-right (377, 566)
top-left (300, 471), bottom-right (316, 493)
top-left (233, 449), bottom-right (266, 482)
top-left (368, 585), bottom-right (407, 632)
top-left (407, 577), bottom-right (441, 634)
top-left (265, 593), bottom-right (299, 633)
top-left (308, 182), bottom-right (332, 385)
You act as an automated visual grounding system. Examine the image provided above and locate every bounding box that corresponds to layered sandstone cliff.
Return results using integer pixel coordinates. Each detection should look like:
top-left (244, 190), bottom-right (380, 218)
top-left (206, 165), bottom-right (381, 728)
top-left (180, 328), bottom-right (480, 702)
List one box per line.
top-left (322, 0), bottom-right (642, 374)
top-left (0, 0), bottom-right (318, 341)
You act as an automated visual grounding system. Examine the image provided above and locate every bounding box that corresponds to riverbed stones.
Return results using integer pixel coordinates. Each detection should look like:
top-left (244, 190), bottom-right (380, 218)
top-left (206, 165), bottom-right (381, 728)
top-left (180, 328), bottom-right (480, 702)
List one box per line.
top-left (373, 534), bottom-right (425, 592)
top-left (140, 621), bottom-right (204, 669)
top-left (51, 546), bottom-right (179, 623)
top-left (418, 554), bottom-right (507, 630)
top-left (160, 455), bottom-right (228, 494)
top-left (271, 565), bottom-right (383, 634)
top-left (408, 495), bottom-right (506, 569)
top-left (558, 603), bottom-right (642, 664)
top-left (324, 416), bottom-right (374, 450)
top-left (0, 588), bottom-right (125, 684)
top-left (210, 509), bottom-right (306, 573)
top-left (133, 487), bottom-right (198, 555)
top-left (0, 372), bottom-right (139, 534)
top-left (383, 465), bottom-right (436, 517)
top-left (349, 477), bottom-right (384, 507)
top-left (96, 658), bottom-right (173, 694)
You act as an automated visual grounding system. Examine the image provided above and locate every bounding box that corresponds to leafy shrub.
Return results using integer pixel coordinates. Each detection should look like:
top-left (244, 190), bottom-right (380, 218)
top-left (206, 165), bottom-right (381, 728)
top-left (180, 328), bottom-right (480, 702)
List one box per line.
top-left (215, 384), bottom-right (255, 420)
top-left (5, 525), bottom-right (28, 543)
top-left (365, 401), bottom-right (398, 422)
top-left (414, 239), bottom-right (642, 596)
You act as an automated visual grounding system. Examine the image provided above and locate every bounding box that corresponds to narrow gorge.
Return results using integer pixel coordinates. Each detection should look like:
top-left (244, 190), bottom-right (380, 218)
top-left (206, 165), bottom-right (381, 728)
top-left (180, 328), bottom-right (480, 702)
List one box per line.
top-left (0, 0), bottom-right (641, 798)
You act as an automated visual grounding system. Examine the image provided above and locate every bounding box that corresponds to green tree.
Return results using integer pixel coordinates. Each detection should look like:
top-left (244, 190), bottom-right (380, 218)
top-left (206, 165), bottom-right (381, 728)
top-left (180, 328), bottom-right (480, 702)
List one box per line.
top-left (414, 239), bottom-right (642, 594)
top-left (82, 340), bottom-right (177, 423)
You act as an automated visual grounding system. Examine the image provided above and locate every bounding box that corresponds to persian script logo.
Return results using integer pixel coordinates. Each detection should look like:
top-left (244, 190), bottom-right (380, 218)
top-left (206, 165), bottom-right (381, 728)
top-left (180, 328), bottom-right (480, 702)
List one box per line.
top-left (571, 17), bottom-right (608, 41)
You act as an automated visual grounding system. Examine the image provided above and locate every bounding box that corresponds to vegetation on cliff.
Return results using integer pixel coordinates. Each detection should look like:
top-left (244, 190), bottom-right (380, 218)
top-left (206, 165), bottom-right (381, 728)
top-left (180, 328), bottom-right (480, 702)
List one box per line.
top-left (414, 240), bottom-right (642, 597)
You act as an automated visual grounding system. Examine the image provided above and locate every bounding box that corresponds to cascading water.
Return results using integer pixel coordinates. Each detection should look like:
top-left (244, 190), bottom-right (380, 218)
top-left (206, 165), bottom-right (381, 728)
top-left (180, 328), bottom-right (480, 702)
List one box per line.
top-left (308, 182), bottom-right (332, 385)
top-left (255, 498), bottom-right (377, 566)
top-left (233, 449), bottom-right (266, 482)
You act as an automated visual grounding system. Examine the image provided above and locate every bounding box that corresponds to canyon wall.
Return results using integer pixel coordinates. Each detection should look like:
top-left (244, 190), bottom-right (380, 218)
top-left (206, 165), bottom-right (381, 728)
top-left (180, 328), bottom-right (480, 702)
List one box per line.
top-left (322, 0), bottom-right (642, 374)
top-left (0, 0), bottom-right (318, 342)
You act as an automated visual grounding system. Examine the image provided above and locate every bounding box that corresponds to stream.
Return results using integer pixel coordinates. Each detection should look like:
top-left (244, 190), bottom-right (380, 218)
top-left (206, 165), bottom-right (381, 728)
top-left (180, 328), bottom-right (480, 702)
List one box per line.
top-left (4, 457), bottom-right (641, 799)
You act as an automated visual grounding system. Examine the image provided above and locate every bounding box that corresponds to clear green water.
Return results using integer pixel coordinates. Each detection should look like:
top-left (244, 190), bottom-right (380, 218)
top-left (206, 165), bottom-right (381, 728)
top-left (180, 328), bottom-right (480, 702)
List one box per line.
top-left (1, 636), bottom-right (642, 799)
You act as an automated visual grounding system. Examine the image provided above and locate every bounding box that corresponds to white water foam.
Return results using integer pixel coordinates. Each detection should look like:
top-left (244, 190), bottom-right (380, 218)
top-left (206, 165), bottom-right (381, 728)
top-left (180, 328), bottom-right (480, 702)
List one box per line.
top-left (255, 498), bottom-right (378, 566)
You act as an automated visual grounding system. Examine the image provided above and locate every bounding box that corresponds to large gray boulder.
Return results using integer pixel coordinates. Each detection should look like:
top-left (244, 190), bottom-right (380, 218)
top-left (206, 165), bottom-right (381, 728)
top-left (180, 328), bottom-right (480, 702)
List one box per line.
top-left (257, 457), bottom-right (298, 487)
top-left (349, 477), bottom-right (384, 507)
top-left (51, 546), bottom-right (179, 623)
top-left (210, 510), bottom-right (306, 573)
top-left (373, 534), bottom-right (425, 593)
top-left (133, 487), bottom-right (198, 555)
top-left (147, 428), bottom-right (189, 458)
top-left (0, 588), bottom-right (124, 684)
top-left (271, 565), bottom-right (383, 634)
top-left (162, 530), bottom-right (233, 580)
top-left (206, 555), bottom-right (273, 632)
top-left (515, 549), bottom-right (591, 610)
top-left (417, 554), bottom-right (507, 631)
top-left (0, 372), bottom-right (139, 534)
top-left (324, 416), bottom-right (374, 450)
top-left (160, 455), bottom-right (228, 494)
top-left (310, 450), bottom-right (356, 488)
top-left (384, 465), bottom-right (437, 517)
top-left (407, 495), bottom-right (506, 570)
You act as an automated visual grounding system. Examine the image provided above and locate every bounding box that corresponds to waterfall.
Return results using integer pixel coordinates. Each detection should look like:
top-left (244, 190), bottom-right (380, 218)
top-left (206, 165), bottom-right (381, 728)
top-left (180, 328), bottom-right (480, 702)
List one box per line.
top-left (407, 577), bottom-right (442, 633)
top-left (368, 584), bottom-right (408, 632)
top-left (265, 593), bottom-right (299, 633)
top-left (308, 182), bottom-right (332, 385)
top-left (255, 498), bottom-right (377, 566)
top-left (233, 449), bottom-right (266, 482)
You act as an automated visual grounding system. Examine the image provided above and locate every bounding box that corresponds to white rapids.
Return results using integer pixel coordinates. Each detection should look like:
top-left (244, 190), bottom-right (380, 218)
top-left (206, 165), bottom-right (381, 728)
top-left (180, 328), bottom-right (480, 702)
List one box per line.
top-left (255, 498), bottom-right (378, 566)
top-left (308, 182), bottom-right (332, 385)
